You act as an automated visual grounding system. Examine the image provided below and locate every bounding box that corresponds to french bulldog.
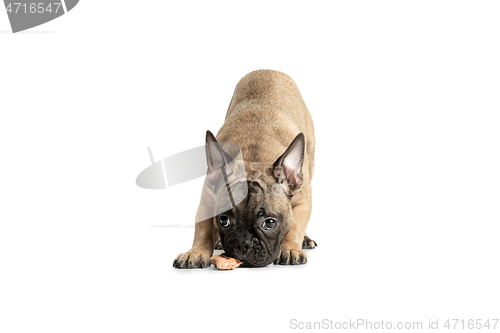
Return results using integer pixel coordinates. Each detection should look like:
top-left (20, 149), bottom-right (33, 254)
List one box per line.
top-left (173, 69), bottom-right (316, 268)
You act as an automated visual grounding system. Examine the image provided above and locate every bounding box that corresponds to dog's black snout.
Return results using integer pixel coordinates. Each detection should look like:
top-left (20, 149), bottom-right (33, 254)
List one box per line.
top-left (230, 238), bottom-right (253, 255)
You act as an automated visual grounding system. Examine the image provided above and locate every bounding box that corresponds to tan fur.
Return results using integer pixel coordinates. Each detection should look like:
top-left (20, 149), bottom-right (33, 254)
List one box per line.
top-left (174, 70), bottom-right (315, 268)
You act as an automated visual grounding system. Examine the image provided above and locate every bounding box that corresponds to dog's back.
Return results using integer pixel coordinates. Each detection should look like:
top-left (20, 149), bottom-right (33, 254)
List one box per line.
top-left (218, 69), bottom-right (315, 181)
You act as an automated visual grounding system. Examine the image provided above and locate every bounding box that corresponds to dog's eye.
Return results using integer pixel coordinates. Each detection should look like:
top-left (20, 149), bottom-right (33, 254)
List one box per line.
top-left (219, 215), bottom-right (231, 228)
top-left (263, 218), bottom-right (277, 230)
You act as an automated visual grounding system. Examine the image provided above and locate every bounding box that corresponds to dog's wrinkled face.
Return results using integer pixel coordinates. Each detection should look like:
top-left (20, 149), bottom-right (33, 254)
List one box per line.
top-left (214, 179), bottom-right (293, 267)
top-left (205, 132), bottom-right (305, 267)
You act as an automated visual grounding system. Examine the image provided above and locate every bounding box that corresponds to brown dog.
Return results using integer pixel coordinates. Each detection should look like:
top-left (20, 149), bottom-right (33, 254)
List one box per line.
top-left (173, 69), bottom-right (316, 268)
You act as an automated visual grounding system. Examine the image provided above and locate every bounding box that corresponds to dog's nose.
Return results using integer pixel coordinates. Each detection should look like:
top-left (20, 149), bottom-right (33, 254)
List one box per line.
top-left (231, 238), bottom-right (253, 255)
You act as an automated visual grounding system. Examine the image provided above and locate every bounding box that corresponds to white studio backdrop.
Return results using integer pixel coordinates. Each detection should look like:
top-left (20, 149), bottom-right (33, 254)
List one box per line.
top-left (1, 1), bottom-right (499, 332)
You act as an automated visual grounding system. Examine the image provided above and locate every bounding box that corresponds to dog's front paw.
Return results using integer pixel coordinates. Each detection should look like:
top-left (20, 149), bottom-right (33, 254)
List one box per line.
top-left (173, 246), bottom-right (212, 269)
top-left (274, 243), bottom-right (307, 265)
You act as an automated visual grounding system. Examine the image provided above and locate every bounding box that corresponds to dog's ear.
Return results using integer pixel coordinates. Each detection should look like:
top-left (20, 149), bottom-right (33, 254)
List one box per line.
top-left (273, 133), bottom-right (305, 194)
top-left (205, 130), bottom-right (232, 173)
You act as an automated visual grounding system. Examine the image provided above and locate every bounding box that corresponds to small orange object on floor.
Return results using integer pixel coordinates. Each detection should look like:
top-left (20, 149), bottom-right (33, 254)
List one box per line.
top-left (210, 254), bottom-right (243, 270)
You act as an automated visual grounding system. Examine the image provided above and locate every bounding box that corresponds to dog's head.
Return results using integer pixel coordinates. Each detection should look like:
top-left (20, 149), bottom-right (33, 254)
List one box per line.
top-left (205, 131), bottom-right (305, 267)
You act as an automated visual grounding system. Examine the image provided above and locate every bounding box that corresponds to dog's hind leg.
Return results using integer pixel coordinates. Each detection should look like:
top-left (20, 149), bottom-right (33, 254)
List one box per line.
top-left (302, 234), bottom-right (317, 249)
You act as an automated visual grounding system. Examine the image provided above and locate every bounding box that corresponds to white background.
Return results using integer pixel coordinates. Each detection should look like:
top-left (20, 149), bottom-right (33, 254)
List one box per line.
top-left (1, 1), bottom-right (499, 332)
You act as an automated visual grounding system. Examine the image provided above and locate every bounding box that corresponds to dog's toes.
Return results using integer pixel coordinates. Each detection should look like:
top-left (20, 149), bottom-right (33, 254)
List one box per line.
top-left (299, 254), bottom-right (307, 264)
top-left (279, 250), bottom-right (290, 265)
top-left (273, 250), bottom-right (281, 265)
top-left (173, 252), bottom-right (188, 268)
top-left (277, 244), bottom-right (307, 265)
top-left (302, 235), bottom-right (317, 249)
top-left (173, 247), bottom-right (211, 269)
